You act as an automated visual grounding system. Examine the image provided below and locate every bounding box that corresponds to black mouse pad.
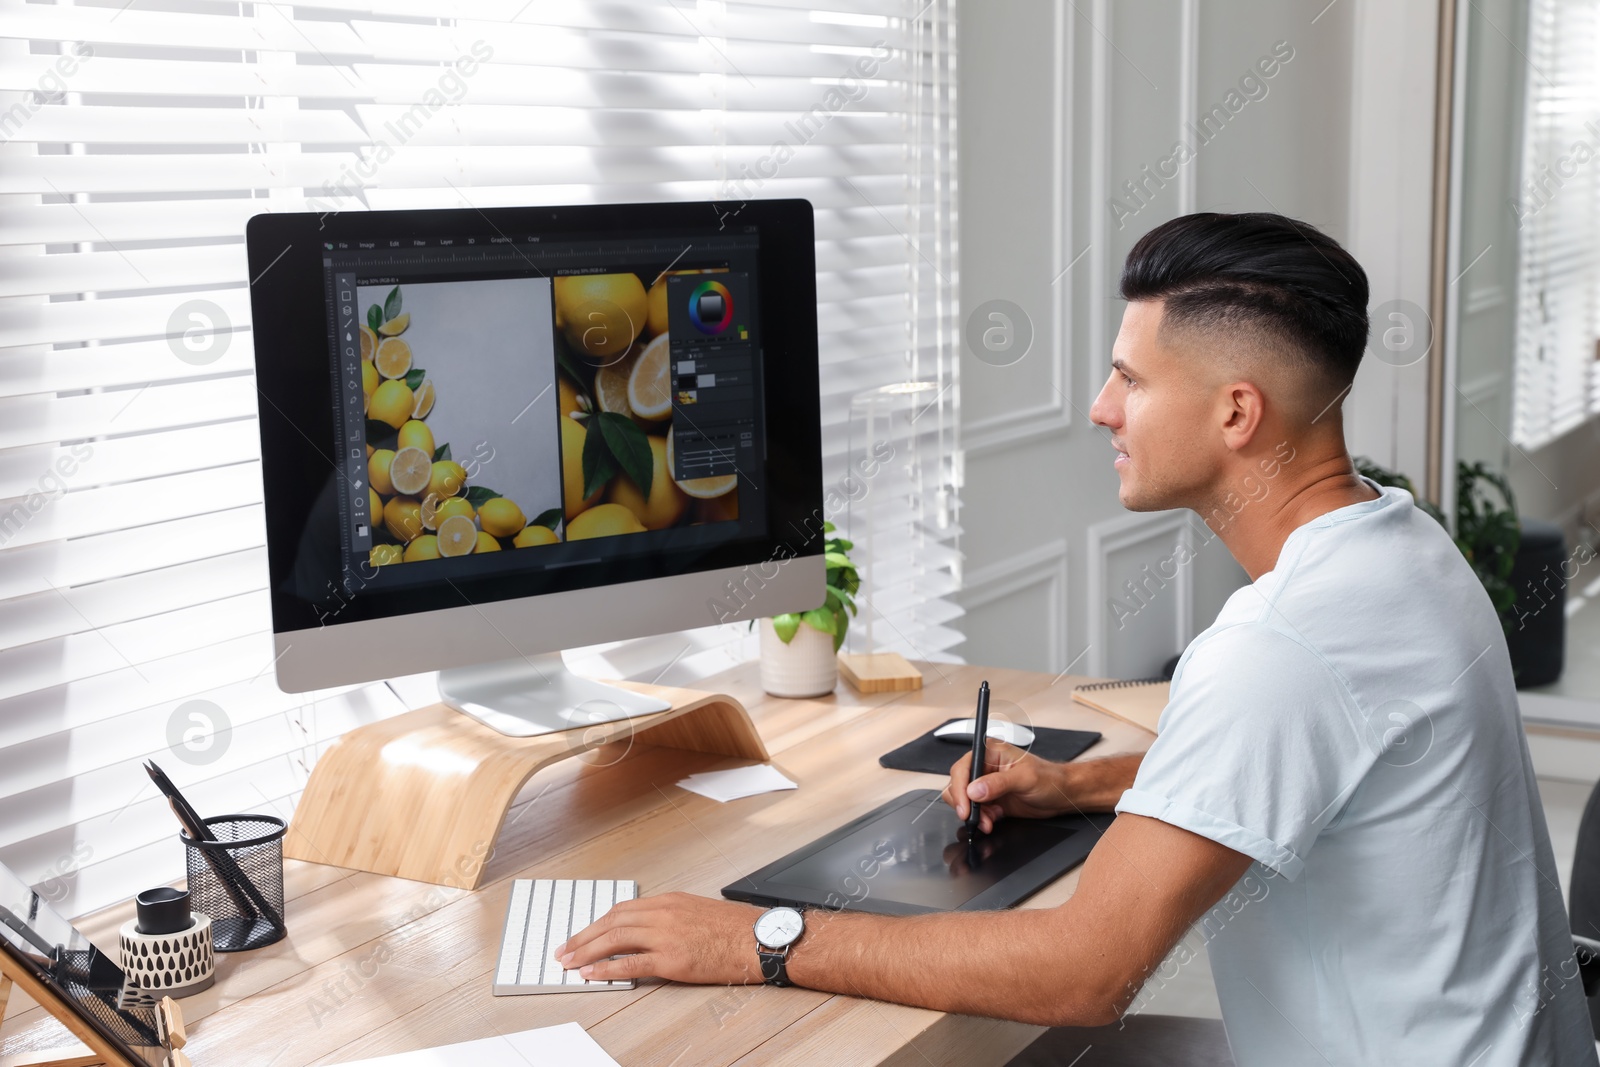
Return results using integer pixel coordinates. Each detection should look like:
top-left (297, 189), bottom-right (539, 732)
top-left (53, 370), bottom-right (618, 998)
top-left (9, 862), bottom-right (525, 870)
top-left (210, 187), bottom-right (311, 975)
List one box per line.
top-left (879, 719), bottom-right (1103, 775)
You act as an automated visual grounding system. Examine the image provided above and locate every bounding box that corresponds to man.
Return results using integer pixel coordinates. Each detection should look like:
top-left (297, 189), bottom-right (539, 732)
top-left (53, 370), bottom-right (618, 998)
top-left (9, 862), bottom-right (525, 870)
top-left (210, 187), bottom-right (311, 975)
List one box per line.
top-left (557, 213), bottom-right (1596, 1064)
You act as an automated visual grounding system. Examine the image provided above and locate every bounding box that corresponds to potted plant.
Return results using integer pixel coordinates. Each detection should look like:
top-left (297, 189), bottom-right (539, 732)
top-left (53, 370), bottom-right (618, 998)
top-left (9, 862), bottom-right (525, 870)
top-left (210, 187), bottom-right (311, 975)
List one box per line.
top-left (757, 522), bottom-right (860, 698)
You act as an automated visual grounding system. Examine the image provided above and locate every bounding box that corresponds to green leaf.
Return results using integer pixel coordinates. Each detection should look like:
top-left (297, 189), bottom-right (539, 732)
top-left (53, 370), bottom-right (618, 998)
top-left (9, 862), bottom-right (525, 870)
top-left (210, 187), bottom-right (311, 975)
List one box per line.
top-left (367, 304), bottom-right (382, 332)
top-left (823, 521), bottom-right (836, 533)
top-left (829, 537), bottom-right (854, 552)
top-left (463, 486), bottom-right (503, 507)
top-left (826, 584), bottom-right (857, 614)
top-left (824, 552), bottom-right (854, 570)
top-left (365, 418), bottom-right (395, 444)
top-left (833, 609), bottom-right (849, 651)
top-left (801, 607), bottom-right (836, 635)
top-left (771, 613), bottom-right (801, 643)
top-left (433, 443), bottom-right (451, 462)
top-left (405, 368), bottom-right (426, 390)
top-left (531, 507), bottom-right (563, 530)
top-left (581, 419), bottom-right (618, 499)
top-left (384, 285), bottom-right (402, 323)
top-left (597, 412), bottom-right (653, 499)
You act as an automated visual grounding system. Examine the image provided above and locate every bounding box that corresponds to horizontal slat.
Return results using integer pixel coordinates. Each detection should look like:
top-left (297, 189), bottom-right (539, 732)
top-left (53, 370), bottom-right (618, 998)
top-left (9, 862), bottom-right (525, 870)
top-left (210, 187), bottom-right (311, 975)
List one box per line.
top-left (0, 287), bottom-right (251, 350)
top-left (3, 105), bottom-right (367, 146)
top-left (0, 243), bottom-right (245, 299)
top-left (0, 591), bottom-right (270, 703)
top-left (0, 376), bottom-right (258, 450)
top-left (0, 549), bottom-right (265, 651)
top-left (0, 420), bottom-right (261, 501)
top-left (0, 460), bottom-right (263, 550)
top-left (0, 337), bottom-right (255, 397)
top-left (0, 55), bottom-right (370, 99)
top-left (0, 5), bottom-right (371, 55)
top-left (0, 506), bottom-right (264, 602)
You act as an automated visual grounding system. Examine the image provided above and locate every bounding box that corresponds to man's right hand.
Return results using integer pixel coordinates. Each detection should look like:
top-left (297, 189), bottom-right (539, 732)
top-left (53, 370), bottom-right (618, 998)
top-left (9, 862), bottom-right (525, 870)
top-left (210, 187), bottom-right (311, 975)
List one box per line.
top-left (941, 741), bottom-right (1073, 833)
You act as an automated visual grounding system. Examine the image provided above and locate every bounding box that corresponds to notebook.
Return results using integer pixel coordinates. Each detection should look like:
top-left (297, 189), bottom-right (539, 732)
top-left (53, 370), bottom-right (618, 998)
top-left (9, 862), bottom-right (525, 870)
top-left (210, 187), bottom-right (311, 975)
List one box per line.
top-left (330, 1021), bottom-right (620, 1066)
top-left (1070, 679), bottom-right (1170, 734)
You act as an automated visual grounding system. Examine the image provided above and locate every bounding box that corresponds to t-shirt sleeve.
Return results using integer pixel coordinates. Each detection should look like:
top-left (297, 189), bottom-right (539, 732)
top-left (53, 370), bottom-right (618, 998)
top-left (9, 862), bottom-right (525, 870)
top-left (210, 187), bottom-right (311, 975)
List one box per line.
top-left (1114, 622), bottom-right (1368, 880)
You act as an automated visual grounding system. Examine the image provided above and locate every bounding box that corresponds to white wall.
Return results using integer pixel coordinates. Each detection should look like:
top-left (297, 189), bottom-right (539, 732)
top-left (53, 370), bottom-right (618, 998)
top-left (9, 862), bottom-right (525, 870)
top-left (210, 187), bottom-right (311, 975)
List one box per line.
top-left (956, 0), bottom-right (1439, 676)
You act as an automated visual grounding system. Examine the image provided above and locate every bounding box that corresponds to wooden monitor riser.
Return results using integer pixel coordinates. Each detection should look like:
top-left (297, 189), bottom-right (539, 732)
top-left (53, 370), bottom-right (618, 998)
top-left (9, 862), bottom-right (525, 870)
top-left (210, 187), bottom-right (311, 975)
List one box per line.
top-left (285, 681), bottom-right (768, 888)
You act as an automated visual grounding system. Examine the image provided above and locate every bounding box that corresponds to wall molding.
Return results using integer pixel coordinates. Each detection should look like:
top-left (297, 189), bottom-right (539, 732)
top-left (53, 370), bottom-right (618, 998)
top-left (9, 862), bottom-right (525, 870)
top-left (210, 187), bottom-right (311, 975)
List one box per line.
top-left (964, 0), bottom-right (1075, 457)
top-left (961, 538), bottom-right (1070, 674)
top-left (1084, 510), bottom-right (1194, 677)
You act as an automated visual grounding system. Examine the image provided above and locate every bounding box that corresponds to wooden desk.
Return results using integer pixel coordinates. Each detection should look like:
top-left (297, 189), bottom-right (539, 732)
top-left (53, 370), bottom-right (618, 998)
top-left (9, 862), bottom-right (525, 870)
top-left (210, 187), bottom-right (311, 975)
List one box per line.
top-left (0, 663), bottom-right (1154, 1067)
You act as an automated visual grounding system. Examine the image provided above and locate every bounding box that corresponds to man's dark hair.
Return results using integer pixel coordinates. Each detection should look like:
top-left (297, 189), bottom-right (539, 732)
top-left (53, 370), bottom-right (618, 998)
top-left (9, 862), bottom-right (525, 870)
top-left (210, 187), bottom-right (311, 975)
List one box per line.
top-left (1119, 212), bottom-right (1370, 393)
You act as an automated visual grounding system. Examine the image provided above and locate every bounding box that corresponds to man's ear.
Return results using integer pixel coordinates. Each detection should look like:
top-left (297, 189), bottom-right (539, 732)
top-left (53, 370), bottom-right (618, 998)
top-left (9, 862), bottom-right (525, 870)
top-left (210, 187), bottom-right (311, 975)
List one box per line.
top-left (1218, 380), bottom-right (1267, 452)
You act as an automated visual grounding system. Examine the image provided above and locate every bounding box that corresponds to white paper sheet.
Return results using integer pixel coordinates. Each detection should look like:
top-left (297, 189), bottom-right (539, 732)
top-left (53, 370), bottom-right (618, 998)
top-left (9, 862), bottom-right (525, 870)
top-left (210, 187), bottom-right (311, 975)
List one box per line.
top-left (676, 763), bottom-right (797, 802)
top-left (329, 1021), bottom-right (620, 1066)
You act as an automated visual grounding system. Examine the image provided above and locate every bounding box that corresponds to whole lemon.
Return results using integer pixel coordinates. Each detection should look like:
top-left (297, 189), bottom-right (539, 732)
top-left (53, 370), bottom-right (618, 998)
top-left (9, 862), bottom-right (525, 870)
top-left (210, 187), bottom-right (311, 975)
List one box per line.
top-left (362, 360), bottom-right (378, 401)
top-left (427, 460), bottom-right (467, 500)
top-left (396, 419), bottom-right (434, 457)
top-left (607, 435), bottom-right (687, 530)
top-left (647, 276), bottom-right (670, 336)
top-left (368, 486), bottom-right (382, 517)
top-left (561, 417), bottom-right (603, 520)
top-left (424, 496), bottom-right (474, 531)
top-left (403, 535), bottom-right (440, 562)
top-left (368, 449), bottom-right (397, 495)
top-left (513, 525), bottom-right (560, 548)
top-left (369, 543), bottom-right (402, 566)
top-left (384, 496), bottom-right (424, 543)
top-left (369, 379), bottom-right (414, 429)
top-left (474, 531), bottom-right (502, 553)
top-left (567, 502), bottom-right (647, 540)
top-left (478, 497), bottom-right (526, 539)
top-left (558, 374), bottom-right (586, 420)
top-left (554, 273), bottom-right (648, 359)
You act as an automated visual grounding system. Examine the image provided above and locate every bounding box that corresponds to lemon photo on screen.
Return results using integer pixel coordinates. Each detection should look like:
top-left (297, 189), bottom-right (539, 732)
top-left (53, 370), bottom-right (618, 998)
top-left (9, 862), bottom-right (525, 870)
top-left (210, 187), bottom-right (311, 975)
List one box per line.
top-left (359, 278), bottom-right (563, 566)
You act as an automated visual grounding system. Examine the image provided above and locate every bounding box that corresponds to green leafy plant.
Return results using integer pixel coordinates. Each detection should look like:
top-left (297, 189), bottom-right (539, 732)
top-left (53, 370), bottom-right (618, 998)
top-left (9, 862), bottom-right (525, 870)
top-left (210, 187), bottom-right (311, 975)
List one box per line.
top-left (1354, 457), bottom-right (1520, 626)
top-left (768, 522), bottom-right (860, 652)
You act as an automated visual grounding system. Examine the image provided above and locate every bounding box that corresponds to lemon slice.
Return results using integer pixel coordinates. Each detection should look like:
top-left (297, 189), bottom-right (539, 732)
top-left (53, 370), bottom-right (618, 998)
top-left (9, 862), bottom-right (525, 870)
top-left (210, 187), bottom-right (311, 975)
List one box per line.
top-left (665, 427), bottom-right (737, 499)
top-left (411, 378), bottom-right (435, 419)
top-left (375, 337), bottom-right (412, 379)
top-left (437, 514), bottom-right (477, 557)
top-left (627, 333), bottom-right (672, 421)
top-left (594, 343), bottom-right (639, 416)
top-left (377, 312), bottom-right (410, 337)
top-left (360, 324), bottom-right (377, 361)
top-left (389, 446), bottom-right (432, 497)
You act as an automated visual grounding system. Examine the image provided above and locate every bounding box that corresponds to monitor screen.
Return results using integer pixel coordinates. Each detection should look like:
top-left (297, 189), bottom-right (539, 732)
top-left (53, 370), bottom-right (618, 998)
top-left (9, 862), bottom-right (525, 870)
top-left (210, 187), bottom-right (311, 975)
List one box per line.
top-left (246, 201), bottom-right (823, 682)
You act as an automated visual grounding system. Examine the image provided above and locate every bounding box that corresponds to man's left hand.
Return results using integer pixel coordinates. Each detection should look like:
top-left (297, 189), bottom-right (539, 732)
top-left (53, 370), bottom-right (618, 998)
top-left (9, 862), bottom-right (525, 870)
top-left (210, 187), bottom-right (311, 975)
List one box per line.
top-left (555, 891), bottom-right (768, 985)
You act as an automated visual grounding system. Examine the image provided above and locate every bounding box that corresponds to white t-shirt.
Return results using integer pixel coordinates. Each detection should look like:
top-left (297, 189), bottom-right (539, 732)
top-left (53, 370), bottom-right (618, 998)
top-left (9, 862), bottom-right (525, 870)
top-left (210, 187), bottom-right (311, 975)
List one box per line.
top-left (1116, 482), bottom-right (1597, 1066)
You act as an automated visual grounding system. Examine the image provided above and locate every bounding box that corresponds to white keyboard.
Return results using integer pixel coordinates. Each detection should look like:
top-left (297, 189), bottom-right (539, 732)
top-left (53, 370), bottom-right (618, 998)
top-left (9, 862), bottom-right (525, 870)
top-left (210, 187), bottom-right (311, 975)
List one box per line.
top-left (493, 878), bottom-right (637, 995)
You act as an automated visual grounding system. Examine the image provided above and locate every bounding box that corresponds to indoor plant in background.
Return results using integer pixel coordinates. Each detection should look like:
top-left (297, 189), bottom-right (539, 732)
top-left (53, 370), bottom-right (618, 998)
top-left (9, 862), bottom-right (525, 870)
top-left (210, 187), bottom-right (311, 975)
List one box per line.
top-left (758, 522), bottom-right (860, 697)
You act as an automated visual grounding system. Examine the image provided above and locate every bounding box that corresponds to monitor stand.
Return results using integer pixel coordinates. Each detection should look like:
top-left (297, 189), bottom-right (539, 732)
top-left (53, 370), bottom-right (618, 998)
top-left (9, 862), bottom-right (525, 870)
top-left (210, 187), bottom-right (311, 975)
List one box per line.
top-left (437, 652), bottom-right (672, 737)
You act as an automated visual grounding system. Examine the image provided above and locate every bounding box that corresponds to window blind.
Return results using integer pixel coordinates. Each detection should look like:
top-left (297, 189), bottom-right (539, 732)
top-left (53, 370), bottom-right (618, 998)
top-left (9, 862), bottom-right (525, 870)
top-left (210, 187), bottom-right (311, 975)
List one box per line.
top-left (0, 0), bottom-right (960, 918)
top-left (1511, 0), bottom-right (1600, 449)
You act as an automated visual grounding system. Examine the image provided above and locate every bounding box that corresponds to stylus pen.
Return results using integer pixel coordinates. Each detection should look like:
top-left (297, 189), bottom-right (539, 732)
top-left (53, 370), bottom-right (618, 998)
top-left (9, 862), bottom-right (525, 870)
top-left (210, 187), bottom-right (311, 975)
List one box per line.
top-left (966, 680), bottom-right (990, 835)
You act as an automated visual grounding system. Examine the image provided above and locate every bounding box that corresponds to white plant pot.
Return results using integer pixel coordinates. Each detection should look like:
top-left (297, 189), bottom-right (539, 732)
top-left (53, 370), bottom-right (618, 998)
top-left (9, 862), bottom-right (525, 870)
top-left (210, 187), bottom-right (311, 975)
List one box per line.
top-left (758, 618), bottom-right (839, 698)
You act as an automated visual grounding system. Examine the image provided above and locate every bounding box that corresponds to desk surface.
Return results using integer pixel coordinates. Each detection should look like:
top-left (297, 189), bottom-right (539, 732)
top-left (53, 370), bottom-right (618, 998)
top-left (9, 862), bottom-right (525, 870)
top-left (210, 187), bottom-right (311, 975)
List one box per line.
top-left (1, 662), bottom-right (1153, 1067)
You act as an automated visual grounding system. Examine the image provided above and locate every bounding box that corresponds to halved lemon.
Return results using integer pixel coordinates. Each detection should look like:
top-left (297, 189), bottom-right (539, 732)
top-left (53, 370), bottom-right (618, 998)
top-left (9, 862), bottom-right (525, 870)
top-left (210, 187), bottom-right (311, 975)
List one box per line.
top-left (359, 324), bottom-right (377, 362)
top-left (375, 337), bottom-right (412, 379)
top-left (437, 514), bottom-right (477, 557)
top-left (627, 333), bottom-right (672, 421)
top-left (665, 427), bottom-right (737, 499)
top-left (389, 446), bottom-right (432, 497)
top-left (594, 342), bottom-right (639, 416)
top-left (377, 312), bottom-right (410, 337)
top-left (411, 378), bottom-right (435, 419)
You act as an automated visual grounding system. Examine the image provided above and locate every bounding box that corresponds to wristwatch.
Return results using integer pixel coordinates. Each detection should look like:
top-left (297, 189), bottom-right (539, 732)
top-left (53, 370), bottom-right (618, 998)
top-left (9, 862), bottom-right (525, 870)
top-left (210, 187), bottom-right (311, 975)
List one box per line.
top-left (753, 906), bottom-right (806, 986)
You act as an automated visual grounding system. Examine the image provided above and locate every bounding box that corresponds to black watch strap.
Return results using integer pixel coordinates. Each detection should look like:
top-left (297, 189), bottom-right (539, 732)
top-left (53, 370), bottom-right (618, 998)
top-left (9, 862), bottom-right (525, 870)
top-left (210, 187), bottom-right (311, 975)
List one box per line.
top-left (758, 947), bottom-right (792, 986)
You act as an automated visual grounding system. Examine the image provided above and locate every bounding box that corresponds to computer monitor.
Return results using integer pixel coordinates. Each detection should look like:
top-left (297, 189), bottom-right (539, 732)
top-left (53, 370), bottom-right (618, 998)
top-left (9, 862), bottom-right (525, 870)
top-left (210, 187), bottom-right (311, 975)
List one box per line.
top-left (245, 200), bottom-right (824, 736)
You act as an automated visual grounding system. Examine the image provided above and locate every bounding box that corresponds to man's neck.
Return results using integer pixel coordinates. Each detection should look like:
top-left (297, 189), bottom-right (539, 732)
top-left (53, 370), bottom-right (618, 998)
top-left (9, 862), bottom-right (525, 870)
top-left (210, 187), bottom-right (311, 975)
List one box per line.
top-left (1202, 451), bottom-right (1380, 581)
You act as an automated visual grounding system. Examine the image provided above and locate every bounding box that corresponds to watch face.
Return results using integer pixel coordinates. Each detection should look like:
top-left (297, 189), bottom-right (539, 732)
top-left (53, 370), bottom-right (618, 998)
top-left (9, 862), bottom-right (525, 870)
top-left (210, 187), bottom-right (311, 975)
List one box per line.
top-left (754, 906), bottom-right (804, 949)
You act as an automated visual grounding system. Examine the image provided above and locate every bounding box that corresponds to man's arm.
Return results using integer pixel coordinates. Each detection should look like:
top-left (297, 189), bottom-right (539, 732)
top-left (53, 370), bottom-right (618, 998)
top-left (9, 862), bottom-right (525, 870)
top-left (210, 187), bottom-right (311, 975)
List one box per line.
top-left (556, 813), bottom-right (1253, 1028)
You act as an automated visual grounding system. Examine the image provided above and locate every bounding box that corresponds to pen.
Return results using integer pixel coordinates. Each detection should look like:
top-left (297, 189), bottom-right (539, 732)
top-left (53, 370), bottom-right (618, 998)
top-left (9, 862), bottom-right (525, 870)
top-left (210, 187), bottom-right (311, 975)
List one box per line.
top-left (966, 680), bottom-right (990, 835)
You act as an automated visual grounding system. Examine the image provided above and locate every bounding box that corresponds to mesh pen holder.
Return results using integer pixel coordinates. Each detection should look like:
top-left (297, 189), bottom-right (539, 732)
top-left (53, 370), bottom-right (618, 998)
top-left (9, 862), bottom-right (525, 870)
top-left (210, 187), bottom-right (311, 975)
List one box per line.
top-left (180, 814), bottom-right (288, 952)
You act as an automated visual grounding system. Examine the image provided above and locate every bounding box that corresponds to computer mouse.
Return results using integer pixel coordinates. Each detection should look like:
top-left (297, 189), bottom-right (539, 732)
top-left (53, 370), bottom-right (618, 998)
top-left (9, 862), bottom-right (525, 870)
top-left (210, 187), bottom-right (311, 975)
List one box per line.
top-left (932, 718), bottom-right (1035, 747)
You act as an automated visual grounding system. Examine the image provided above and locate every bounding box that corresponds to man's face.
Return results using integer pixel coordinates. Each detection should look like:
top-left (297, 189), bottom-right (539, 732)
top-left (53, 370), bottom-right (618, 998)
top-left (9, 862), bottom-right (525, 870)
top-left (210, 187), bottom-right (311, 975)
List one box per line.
top-left (1089, 300), bottom-right (1229, 512)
